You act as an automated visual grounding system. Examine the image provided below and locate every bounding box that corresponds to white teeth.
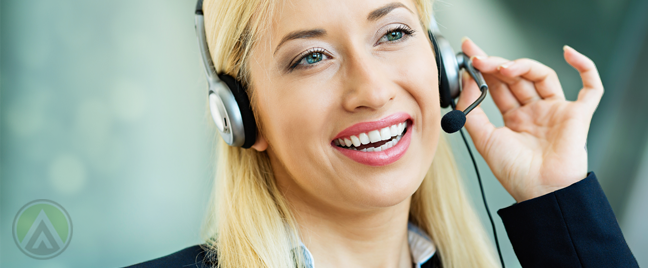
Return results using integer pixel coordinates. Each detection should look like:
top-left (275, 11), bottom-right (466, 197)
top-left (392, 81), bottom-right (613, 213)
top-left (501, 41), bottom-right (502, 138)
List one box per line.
top-left (344, 138), bottom-right (353, 147)
top-left (350, 135), bottom-right (361, 147)
top-left (368, 130), bottom-right (382, 143)
top-left (380, 127), bottom-right (391, 141)
top-left (390, 125), bottom-right (399, 137)
top-left (358, 136), bottom-right (403, 153)
top-left (336, 121), bottom-right (407, 149)
top-left (359, 133), bottom-right (370, 145)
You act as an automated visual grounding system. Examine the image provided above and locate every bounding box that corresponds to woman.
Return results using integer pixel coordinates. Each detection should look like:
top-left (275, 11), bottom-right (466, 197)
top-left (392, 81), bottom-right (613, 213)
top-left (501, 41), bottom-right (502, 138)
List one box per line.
top-left (128, 0), bottom-right (637, 267)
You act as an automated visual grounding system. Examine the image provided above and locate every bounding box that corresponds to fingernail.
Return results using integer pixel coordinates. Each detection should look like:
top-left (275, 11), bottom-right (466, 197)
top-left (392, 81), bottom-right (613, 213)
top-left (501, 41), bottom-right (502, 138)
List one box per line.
top-left (472, 55), bottom-right (487, 61)
top-left (461, 36), bottom-right (471, 44)
top-left (563, 45), bottom-right (573, 52)
top-left (462, 71), bottom-right (470, 80)
top-left (498, 61), bottom-right (514, 70)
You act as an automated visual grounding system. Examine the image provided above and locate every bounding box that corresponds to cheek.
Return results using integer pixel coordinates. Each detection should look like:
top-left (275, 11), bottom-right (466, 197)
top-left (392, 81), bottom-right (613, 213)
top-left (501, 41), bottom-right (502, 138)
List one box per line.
top-left (256, 77), bottom-right (337, 174)
top-left (408, 50), bottom-right (439, 113)
top-left (395, 42), bottom-right (440, 148)
top-left (395, 41), bottom-right (441, 187)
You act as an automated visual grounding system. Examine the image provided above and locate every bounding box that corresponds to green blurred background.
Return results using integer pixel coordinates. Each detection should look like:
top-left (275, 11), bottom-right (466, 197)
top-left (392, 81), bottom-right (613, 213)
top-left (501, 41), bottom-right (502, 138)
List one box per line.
top-left (1, 0), bottom-right (647, 267)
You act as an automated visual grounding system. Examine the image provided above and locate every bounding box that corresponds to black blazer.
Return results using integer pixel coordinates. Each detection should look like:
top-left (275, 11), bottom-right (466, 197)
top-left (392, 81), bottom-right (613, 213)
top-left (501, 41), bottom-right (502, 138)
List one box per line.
top-left (126, 172), bottom-right (638, 268)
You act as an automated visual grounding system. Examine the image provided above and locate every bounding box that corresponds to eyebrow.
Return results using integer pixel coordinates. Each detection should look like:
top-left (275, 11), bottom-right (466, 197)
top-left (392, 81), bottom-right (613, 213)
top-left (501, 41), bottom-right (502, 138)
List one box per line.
top-left (274, 29), bottom-right (326, 55)
top-left (273, 2), bottom-right (412, 55)
top-left (367, 2), bottom-right (412, 21)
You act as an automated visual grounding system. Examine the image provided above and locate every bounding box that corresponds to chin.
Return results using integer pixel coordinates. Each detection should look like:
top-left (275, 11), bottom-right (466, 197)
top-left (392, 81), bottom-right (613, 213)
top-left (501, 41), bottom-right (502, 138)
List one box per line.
top-left (342, 135), bottom-right (435, 209)
top-left (346, 164), bottom-right (428, 208)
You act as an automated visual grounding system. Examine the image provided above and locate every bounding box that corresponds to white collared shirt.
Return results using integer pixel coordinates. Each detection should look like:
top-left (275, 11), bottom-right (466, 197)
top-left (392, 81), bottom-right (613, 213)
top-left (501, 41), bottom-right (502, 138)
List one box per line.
top-left (296, 223), bottom-right (436, 268)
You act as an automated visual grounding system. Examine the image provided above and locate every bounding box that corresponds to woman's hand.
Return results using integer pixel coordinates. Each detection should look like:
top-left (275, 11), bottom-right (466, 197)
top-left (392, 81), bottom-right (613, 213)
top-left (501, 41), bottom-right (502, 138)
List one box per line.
top-left (455, 38), bottom-right (604, 202)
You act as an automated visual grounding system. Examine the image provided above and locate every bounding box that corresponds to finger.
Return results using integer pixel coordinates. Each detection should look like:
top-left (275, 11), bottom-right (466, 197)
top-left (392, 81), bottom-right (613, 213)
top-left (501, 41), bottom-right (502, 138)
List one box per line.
top-left (456, 74), bottom-right (497, 152)
top-left (456, 71), bottom-right (477, 112)
top-left (476, 57), bottom-right (542, 106)
top-left (564, 45), bottom-right (604, 110)
top-left (461, 41), bottom-right (523, 114)
top-left (460, 70), bottom-right (520, 115)
top-left (471, 56), bottom-right (522, 84)
top-left (498, 58), bottom-right (565, 101)
top-left (464, 106), bottom-right (497, 155)
top-left (463, 38), bottom-right (522, 85)
top-left (461, 37), bottom-right (488, 57)
top-left (471, 56), bottom-right (523, 114)
top-left (484, 74), bottom-right (521, 114)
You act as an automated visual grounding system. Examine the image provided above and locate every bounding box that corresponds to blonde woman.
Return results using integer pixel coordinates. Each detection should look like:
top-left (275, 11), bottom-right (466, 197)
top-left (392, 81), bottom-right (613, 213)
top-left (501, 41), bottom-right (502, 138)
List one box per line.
top-left (128, 0), bottom-right (637, 267)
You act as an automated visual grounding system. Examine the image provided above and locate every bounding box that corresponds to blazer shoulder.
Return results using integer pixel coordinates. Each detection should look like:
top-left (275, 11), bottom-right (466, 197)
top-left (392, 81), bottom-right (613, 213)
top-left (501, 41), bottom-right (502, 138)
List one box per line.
top-left (125, 244), bottom-right (217, 268)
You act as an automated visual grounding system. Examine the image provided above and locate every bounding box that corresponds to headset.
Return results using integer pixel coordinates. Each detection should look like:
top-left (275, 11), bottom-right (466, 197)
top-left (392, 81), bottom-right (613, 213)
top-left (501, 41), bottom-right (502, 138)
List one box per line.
top-left (194, 1), bottom-right (504, 267)
top-left (194, 0), bottom-right (488, 148)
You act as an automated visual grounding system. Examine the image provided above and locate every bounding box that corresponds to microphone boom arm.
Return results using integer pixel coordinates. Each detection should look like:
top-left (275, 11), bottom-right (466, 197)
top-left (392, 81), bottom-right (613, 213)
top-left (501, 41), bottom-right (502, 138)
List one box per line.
top-left (456, 52), bottom-right (488, 116)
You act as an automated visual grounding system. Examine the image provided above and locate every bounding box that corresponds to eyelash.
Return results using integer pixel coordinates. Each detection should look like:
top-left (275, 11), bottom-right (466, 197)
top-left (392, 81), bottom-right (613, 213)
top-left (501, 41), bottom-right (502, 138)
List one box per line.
top-left (289, 47), bottom-right (330, 71)
top-left (377, 25), bottom-right (416, 45)
top-left (287, 25), bottom-right (416, 72)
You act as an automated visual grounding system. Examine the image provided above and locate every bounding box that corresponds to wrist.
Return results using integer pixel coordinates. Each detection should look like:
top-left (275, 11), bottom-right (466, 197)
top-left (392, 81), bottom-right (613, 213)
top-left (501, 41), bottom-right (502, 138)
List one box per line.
top-left (513, 172), bottom-right (590, 203)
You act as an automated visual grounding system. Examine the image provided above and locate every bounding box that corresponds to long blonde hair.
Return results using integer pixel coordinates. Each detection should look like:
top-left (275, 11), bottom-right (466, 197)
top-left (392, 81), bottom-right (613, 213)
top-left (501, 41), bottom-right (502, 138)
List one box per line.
top-left (200, 0), bottom-right (499, 267)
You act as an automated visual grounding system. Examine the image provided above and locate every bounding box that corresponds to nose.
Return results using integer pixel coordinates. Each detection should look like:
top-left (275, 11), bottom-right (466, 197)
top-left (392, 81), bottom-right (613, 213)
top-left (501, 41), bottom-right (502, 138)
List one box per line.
top-left (341, 50), bottom-right (396, 112)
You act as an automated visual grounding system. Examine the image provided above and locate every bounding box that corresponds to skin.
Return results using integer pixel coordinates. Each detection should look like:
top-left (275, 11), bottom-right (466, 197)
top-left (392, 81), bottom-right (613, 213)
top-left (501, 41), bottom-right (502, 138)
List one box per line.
top-left (244, 0), bottom-right (604, 267)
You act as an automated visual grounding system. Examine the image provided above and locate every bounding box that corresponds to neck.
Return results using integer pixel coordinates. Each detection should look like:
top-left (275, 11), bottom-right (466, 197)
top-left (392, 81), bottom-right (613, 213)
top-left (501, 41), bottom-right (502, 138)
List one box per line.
top-left (277, 176), bottom-right (413, 268)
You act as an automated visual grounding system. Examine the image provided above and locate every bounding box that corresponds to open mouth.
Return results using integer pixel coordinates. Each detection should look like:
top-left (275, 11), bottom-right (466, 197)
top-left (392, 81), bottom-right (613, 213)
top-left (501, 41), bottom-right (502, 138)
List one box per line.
top-left (333, 120), bottom-right (409, 152)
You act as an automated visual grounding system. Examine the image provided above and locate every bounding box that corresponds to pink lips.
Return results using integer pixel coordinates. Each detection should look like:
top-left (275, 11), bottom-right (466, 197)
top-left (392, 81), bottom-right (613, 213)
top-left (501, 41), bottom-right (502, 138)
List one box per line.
top-left (332, 112), bottom-right (412, 166)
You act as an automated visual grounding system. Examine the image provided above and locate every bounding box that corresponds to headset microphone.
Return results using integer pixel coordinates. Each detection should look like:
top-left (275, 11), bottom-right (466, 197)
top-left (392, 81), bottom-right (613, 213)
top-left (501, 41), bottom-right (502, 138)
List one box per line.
top-left (428, 17), bottom-right (505, 268)
top-left (440, 53), bottom-right (489, 133)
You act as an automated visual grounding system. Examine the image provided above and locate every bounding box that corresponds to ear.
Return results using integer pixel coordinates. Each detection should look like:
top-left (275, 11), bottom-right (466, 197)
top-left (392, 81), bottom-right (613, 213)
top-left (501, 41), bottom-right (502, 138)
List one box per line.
top-left (251, 131), bottom-right (268, 151)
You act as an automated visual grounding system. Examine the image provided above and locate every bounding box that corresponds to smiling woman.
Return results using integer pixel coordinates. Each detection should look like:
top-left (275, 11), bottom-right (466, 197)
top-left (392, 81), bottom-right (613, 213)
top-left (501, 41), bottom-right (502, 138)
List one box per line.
top-left (125, 0), bottom-right (638, 267)
top-left (195, 0), bottom-right (497, 267)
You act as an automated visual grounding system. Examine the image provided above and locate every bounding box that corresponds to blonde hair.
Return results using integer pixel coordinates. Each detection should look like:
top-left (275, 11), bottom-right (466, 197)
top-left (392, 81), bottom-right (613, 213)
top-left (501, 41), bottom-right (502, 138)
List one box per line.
top-left (200, 0), bottom-right (499, 267)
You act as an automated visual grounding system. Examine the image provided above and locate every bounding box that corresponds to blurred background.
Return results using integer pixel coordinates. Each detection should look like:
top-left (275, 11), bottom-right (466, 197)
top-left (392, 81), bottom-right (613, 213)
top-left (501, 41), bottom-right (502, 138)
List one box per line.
top-left (1, 0), bottom-right (646, 267)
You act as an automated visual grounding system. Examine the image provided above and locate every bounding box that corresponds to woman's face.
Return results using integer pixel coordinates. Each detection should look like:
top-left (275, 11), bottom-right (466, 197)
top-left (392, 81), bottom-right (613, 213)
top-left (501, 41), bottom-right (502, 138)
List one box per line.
top-left (249, 0), bottom-right (440, 211)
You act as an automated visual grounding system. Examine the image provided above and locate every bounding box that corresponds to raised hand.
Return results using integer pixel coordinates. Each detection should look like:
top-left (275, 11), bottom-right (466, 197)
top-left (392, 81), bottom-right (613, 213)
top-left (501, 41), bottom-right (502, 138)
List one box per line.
top-left (455, 38), bottom-right (604, 202)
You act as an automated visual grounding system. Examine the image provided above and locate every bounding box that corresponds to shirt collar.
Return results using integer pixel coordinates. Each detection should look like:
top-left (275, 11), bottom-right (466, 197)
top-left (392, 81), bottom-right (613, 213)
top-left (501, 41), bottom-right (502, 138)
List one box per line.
top-left (296, 223), bottom-right (436, 268)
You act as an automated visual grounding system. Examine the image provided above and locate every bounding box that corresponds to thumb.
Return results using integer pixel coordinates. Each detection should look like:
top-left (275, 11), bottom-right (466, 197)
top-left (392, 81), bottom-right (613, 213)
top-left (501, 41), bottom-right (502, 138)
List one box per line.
top-left (456, 72), bottom-right (496, 153)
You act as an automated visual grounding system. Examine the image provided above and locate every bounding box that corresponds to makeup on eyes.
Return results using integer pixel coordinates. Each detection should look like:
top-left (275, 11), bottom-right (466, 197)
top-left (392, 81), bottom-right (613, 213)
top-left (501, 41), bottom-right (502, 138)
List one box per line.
top-left (288, 47), bottom-right (332, 71)
top-left (375, 24), bottom-right (415, 45)
top-left (284, 23), bottom-right (416, 72)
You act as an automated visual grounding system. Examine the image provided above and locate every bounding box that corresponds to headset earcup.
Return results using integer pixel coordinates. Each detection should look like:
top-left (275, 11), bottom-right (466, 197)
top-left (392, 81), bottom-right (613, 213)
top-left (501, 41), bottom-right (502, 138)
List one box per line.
top-left (217, 74), bottom-right (258, 149)
top-left (429, 31), bottom-right (452, 109)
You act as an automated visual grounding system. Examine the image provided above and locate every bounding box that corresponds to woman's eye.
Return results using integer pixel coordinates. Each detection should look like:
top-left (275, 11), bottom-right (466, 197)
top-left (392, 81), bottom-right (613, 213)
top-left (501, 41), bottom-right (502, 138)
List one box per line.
top-left (377, 26), bottom-right (415, 44)
top-left (290, 50), bottom-right (329, 71)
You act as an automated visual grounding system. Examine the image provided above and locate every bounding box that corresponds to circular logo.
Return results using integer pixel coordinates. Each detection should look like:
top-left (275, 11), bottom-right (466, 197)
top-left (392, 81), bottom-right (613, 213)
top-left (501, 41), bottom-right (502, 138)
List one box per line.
top-left (12, 199), bottom-right (73, 259)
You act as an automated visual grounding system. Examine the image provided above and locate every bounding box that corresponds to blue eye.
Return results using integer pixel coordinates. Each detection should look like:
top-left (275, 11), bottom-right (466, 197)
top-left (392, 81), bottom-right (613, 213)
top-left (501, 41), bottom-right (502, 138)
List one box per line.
top-left (378, 25), bottom-right (415, 44)
top-left (304, 52), bottom-right (324, 64)
top-left (387, 31), bottom-right (403, 41)
top-left (289, 48), bottom-right (330, 70)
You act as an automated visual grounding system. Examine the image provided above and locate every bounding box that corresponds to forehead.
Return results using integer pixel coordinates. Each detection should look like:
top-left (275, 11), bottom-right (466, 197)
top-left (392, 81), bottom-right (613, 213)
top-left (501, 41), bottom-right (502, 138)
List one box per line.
top-left (265, 0), bottom-right (419, 44)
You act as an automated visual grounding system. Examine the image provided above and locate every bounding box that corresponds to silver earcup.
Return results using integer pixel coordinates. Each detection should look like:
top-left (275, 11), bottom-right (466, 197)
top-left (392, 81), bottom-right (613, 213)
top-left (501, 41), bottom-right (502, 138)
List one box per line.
top-left (208, 81), bottom-right (246, 147)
